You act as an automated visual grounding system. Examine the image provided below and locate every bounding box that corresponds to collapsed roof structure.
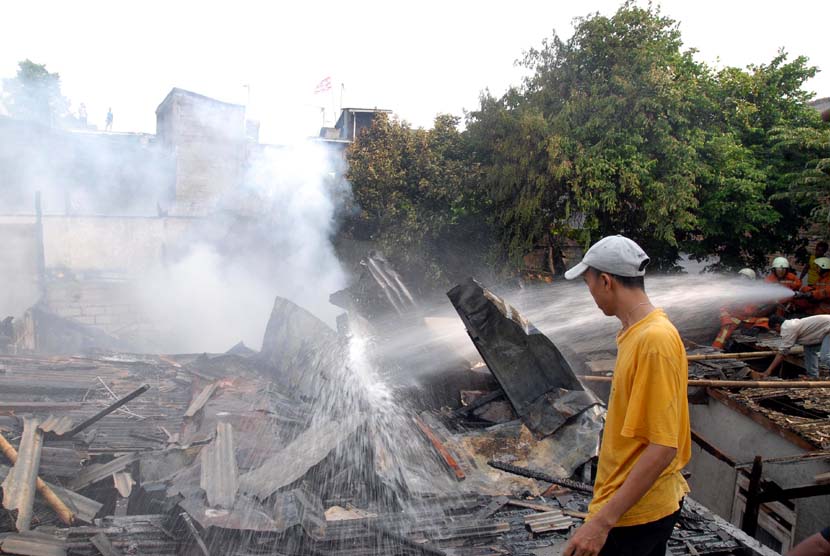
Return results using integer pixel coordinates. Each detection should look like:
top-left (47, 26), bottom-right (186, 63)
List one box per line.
top-left (0, 267), bottom-right (783, 556)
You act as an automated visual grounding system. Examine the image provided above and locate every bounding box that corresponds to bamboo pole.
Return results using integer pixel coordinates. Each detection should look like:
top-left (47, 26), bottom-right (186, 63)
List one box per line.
top-left (0, 434), bottom-right (75, 525)
top-left (581, 375), bottom-right (830, 389)
top-left (687, 351), bottom-right (795, 361)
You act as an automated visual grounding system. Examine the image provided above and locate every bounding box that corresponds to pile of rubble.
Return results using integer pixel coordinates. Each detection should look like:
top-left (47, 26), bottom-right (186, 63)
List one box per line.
top-left (0, 269), bottom-right (779, 555)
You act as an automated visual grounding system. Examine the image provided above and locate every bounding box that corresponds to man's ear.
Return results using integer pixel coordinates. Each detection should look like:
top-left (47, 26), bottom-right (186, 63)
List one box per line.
top-left (600, 272), bottom-right (613, 290)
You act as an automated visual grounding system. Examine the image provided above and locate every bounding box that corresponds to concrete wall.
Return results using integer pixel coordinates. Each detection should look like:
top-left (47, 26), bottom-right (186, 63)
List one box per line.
top-left (688, 397), bottom-right (830, 546)
top-left (44, 276), bottom-right (147, 335)
top-left (0, 214), bottom-right (198, 344)
top-left (0, 220), bottom-right (40, 317)
top-left (0, 117), bottom-right (175, 216)
top-left (40, 215), bottom-right (193, 272)
top-left (156, 90), bottom-right (247, 216)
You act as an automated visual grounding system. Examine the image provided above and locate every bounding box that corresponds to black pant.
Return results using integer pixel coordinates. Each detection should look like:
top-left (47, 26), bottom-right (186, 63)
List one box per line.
top-left (599, 501), bottom-right (683, 556)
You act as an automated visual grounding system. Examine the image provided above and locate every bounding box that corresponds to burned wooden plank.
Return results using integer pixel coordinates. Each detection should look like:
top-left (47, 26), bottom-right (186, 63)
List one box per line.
top-left (2, 418), bottom-right (44, 530)
top-left (51, 384), bottom-right (150, 439)
top-left (487, 460), bottom-right (594, 493)
top-left (413, 416), bottom-right (465, 481)
top-left (184, 381), bottom-right (219, 418)
top-left (200, 422), bottom-right (238, 508)
top-left (447, 278), bottom-right (599, 436)
top-left (0, 402), bottom-right (82, 415)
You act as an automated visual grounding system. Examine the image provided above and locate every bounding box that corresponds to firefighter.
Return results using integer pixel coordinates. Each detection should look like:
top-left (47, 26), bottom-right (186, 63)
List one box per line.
top-left (764, 257), bottom-right (802, 316)
top-left (766, 257), bottom-right (802, 290)
top-left (712, 269), bottom-right (769, 349)
top-left (797, 257), bottom-right (830, 315)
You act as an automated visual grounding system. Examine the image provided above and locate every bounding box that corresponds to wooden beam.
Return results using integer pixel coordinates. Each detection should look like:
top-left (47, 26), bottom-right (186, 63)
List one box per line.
top-left (741, 456), bottom-right (763, 537)
top-left (413, 417), bottom-right (465, 481)
top-left (756, 482), bottom-right (830, 503)
top-left (691, 429), bottom-right (736, 467)
top-left (582, 375), bottom-right (830, 389)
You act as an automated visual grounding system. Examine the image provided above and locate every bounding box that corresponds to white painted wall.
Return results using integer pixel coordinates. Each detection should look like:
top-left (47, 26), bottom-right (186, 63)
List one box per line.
top-left (688, 397), bottom-right (830, 545)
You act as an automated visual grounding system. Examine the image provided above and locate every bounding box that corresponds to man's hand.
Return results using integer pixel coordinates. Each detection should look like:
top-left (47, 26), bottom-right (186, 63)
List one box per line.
top-left (563, 517), bottom-right (612, 556)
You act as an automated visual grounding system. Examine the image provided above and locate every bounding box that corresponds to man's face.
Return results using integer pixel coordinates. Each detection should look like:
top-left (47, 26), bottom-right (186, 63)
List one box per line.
top-left (775, 267), bottom-right (786, 278)
top-left (583, 270), bottom-right (615, 316)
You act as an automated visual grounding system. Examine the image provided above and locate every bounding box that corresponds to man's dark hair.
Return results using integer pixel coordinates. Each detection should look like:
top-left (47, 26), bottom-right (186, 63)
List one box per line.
top-left (817, 241), bottom-right (829, 252)
top-left (768, 315), bottom-right (785, 329)
top-left (586, 266), bottom-right (645, 291)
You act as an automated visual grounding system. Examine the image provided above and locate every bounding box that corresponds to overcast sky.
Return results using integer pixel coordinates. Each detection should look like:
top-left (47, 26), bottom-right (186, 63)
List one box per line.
top-left (1, 0), bottom-right (828, 144)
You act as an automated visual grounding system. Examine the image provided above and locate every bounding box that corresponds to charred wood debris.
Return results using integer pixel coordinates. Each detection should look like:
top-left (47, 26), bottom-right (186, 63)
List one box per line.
top-left (0, 256), bottom-right (775, 555)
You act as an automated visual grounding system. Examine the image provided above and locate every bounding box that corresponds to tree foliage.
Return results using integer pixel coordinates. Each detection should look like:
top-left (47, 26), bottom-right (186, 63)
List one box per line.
top-left (346, 114), bottom-right (496, 289)
top-left (346, 3), bottom-right (827, 285)
top-left (1, 59), bottom-right (69, 126)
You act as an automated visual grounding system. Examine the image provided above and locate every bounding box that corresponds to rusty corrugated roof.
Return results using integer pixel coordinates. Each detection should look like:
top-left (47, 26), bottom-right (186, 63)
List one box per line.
top-left (199, 421), bottom-right (238, 508)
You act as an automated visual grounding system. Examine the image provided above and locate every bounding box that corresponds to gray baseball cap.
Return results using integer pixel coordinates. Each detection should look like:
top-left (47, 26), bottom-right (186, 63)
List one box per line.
top-left (564, 235), bottom-right (650, 280)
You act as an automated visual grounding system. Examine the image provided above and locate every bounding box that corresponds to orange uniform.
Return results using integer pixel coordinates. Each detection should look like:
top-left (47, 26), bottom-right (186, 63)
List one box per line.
top-left (801, 272), bottom-right (830, 315)
top-left (764, 272), bottom-right (802, 317)
top-left (712, 303), bottom-right (769, 349)
top-left (765, 271), bottom-right (802, 291)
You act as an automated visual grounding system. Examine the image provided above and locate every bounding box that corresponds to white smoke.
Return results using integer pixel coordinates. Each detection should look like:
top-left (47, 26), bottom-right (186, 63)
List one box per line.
top-left (135, 141), bottom-right (350, 352)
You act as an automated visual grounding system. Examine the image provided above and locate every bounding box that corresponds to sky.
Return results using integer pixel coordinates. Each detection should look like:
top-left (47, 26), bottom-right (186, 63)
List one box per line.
top-left (1, 0), bottom-right (828, 144)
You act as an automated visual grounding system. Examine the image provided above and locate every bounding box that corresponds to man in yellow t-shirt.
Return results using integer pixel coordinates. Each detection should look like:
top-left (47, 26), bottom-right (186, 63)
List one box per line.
top-left (563, 235), bottom-right (691, 556)
top-left (801, 241), bottom-right (829, 286)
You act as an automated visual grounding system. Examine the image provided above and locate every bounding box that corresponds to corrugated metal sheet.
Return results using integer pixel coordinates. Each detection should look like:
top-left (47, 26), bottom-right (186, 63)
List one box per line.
top-left (239, 415), bottom-right (365, 499)
top-left (67, 453), bottom-right (139, 491)
top-left (38, 415), bottom-right (73, 436)
top-left (523, 510), bottom-right (573, 533)
top-left (1, 417), bottom-right (44, 531)
top-left (90, 533), bottom-right (121, 556)
top-left (64, 515), bottom-right (178, 556)
top-left (0, 465), bottom-right (102, 524)
top-left (200, 422), bottom-right (238, 508)
top-left (0, 530), bottom-right (66, 556)
top-left (0, 356), bottom-right (191, 454)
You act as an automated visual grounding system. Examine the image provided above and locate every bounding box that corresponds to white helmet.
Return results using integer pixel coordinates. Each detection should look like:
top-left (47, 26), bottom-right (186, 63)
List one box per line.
top-left (738, 268), bottom-right (757, 280)
top-left (772, 257), bottom-right (790, 269)
top-left (816, 257), bottom-right (830, 271)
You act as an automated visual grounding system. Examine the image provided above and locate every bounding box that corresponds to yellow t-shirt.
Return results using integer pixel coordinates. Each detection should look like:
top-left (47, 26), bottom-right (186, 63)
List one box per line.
top-left (587, 308), bottom-right (691, 527)
top-left (807, 255), bottom-right (820, 286)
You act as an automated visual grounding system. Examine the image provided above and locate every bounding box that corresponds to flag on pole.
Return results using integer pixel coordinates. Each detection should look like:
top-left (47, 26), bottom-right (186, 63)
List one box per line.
top-left (314, 76), bottom-right (332, 94)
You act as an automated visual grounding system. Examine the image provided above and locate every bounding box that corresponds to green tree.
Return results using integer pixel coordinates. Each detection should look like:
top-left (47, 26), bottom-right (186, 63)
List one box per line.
top-left (467, 4), bottom-right (820, 271)
top-left (346, 114), bottom-right (495, 289)
top-left (686, 53), bottom-right (820, 269)
top-left (1, 59), bottom-right (69, 126)
top-left (467, 4), bottom-right (704, 269)
top-left (771, 125), bottom-right (830, 227)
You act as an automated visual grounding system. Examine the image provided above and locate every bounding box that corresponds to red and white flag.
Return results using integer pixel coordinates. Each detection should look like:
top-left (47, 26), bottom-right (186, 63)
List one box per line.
top-left (314, 76), bottom-right (332, 94)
